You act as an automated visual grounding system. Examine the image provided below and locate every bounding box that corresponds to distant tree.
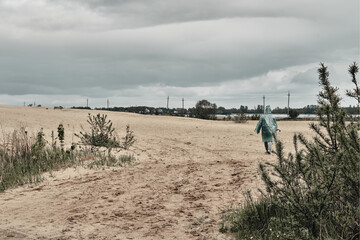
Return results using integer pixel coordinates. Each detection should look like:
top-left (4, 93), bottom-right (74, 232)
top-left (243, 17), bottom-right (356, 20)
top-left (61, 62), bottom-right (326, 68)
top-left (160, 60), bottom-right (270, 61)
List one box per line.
top-left (240, 105), bottom-right (248, 113)
top-left (288, 109), bottom-right (299, 119)
top-left (217, 106), bottom-right (226, 114)
top-left (194, 100), bottom-right (217, 120)
top-left (71, 106), bottom-right (91, 110)
top-left (303, 105), bottom-right (317, 114)
top-left (256, 104), bottom-right (264, 114)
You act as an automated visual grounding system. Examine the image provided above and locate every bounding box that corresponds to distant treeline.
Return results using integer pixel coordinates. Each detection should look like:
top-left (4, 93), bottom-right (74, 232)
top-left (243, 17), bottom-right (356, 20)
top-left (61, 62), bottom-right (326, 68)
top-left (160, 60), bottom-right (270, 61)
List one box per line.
top-left (94, 106), bottom-right (178, 115)
top-left (219, 104), bottom-right (358, 115)
top-left (222, 105), bottom-right (320, 114)
top-left (70, 104), bottom-right (359, 115)
top-left (71, 106), bottom-right (91, 110)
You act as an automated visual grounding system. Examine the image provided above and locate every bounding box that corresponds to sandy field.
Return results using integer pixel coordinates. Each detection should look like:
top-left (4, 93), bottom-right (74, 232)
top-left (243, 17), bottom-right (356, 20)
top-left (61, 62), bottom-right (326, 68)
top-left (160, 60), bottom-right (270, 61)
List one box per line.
top-left (0, 105), bottom-right (314, 240)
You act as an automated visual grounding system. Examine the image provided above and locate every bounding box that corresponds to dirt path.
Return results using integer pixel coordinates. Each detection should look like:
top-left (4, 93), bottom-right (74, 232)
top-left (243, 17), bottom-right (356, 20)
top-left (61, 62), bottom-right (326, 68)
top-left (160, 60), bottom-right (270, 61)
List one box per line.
top-left (0, 106), bottom-right (312, 239)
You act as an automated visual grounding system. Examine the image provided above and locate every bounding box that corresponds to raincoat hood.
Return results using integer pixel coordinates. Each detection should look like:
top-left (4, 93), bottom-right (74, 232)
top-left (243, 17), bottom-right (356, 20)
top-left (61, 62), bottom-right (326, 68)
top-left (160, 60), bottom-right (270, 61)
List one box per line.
top-left (263, 105), bottom-right (276, 134)
top-left (264, 105), bottom-right (272, 114)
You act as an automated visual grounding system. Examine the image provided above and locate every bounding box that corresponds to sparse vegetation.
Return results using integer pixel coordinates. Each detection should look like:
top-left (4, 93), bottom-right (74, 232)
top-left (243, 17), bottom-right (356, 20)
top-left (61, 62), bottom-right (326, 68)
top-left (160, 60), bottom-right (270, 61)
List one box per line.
top-left (122, 125), bottom-right (136, 150)
top-left (87, 153), bottom-right (135, 169)
top-left (232, 112), bottom-right (247, 123)
top-left (0, 114), bottom-right (136, 192)
top-left (221, 62), bottom-right (360, 239)
top-left (250, 114), bottom-right (260, 120)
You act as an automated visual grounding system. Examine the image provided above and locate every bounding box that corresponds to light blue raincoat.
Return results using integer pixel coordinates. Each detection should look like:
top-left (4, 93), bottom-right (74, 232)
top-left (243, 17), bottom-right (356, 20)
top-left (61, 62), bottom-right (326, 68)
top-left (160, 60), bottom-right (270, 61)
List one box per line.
top-left (254, 106), bottom-right (277, 142)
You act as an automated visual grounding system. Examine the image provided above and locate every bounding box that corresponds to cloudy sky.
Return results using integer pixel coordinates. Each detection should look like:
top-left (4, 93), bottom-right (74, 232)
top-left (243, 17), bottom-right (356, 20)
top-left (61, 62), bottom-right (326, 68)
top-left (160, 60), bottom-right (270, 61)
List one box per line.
top-left (0, 0), bottom-right (359, 109)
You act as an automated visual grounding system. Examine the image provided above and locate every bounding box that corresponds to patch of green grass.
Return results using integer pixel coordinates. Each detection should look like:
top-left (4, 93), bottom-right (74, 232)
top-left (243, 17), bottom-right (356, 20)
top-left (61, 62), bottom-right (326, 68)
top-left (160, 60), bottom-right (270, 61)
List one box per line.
top-left (220, 193), bottom-right (291, 239)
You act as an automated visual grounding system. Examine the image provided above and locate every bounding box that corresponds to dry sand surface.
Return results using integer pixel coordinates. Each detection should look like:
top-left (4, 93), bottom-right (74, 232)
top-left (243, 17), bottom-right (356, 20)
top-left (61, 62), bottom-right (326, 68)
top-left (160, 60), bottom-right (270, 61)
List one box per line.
top-left (0, 105), bottom-right (314, 240)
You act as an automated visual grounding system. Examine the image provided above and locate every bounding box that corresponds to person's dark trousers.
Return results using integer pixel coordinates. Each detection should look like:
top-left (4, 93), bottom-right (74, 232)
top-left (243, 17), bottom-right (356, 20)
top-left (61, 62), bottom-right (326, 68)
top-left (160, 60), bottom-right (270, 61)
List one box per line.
top-left (264, 142), bottom-right (272, 154)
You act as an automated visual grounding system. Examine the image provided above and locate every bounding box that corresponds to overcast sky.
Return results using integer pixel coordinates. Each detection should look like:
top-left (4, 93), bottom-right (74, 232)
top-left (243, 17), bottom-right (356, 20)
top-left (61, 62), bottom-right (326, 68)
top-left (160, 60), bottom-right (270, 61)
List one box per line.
top-left (0, 0), bottom-right (359, 109)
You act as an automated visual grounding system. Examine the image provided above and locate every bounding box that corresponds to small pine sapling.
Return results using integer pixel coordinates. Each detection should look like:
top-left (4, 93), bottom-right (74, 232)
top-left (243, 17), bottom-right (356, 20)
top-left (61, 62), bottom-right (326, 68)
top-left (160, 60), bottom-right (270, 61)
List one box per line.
top-left (258, 62), bottom-right (360, 239)
top-left (75, 113), bottom-right (135, 150)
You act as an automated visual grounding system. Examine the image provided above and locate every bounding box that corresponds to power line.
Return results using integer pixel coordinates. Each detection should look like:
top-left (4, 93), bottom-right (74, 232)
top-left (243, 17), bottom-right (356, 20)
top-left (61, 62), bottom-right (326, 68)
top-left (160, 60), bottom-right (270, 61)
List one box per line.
top-left (182, 98), bottom-right (185, 114)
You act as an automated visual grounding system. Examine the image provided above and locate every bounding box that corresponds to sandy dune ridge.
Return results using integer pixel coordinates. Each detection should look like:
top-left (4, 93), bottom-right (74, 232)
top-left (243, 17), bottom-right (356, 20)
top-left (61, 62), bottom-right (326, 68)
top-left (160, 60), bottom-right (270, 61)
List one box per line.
top-left (0, 105), bottom-right (313, 239)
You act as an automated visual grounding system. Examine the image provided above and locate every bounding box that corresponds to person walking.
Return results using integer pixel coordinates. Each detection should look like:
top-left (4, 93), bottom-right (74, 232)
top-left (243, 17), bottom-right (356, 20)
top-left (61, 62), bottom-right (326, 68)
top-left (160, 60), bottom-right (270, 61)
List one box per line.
top-left (254, 105), bottom-right (278, 154)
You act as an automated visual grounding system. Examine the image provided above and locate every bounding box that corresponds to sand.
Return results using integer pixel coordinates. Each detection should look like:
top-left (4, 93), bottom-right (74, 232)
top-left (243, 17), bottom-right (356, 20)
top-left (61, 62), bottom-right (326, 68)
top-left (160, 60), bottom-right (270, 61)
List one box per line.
top-left (0, 105), bottom-right (314, 239)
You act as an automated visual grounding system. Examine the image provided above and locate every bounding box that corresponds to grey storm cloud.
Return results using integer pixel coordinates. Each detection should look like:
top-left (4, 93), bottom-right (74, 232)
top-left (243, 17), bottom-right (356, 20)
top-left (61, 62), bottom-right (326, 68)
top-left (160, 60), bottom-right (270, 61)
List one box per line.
top-left (0, 0), bottom-right (358, 107)
top-left (55, 0), bottom-right (357, 29)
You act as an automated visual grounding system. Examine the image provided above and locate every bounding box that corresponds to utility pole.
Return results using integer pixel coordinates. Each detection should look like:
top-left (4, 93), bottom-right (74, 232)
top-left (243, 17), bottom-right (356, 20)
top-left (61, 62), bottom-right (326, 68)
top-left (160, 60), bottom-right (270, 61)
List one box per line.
top-left (167, 96), bottom-right (169, 109)
top-left (263, 95), bottom-right (265, 113)
top-left (288, 91), bottom-right (290, 115)
top-left (86, 98), bottom-right (88, 108)
top-left (182, 98), bottom-right (184, 114)
top-left (107, 99), bottom-right (109, 109)
top-left (24, 102), bottom-right (25, 107)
